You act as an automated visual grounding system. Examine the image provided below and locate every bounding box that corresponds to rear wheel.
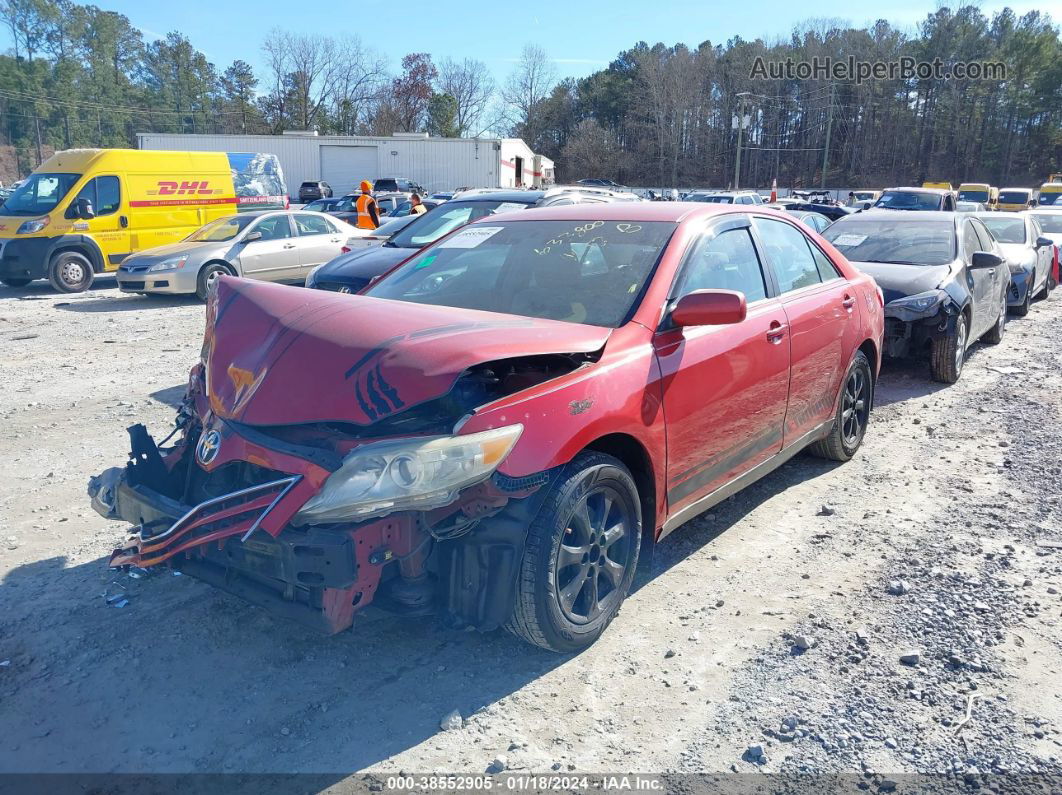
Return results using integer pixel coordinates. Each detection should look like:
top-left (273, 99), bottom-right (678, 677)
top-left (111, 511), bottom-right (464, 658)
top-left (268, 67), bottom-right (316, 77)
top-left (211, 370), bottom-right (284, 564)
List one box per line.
top-left (0, 277), bottom-right (32, 287)
top-left (810, 351), bottom-right (873, 462)
top-left (506, 452), bottom-right (641, 652)
top-left (983, 291), bottom-right (1006, 344)
top-left (195, 263), bottom-right (231, 301)
top-left (930, 312), bottom-right (967, 384)
top-left (47, 251), bottom-right (94, 293)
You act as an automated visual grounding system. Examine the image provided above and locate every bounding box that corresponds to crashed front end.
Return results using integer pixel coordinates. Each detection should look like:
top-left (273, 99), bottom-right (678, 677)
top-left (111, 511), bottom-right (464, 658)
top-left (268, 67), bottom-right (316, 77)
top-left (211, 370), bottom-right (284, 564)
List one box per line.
top-left (881, 289), bottom-right (961, 359)
top-left (89, 277), bottom-right (604, 634)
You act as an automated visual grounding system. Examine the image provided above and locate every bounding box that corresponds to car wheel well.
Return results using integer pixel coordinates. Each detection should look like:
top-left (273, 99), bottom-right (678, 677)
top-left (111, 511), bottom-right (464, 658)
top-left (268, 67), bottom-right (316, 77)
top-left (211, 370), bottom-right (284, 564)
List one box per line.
top-left (203, 259), bottom-right (237, 276)
top-left (857, 339), bottom-right (878, 380)
top-left (582, 433), bottom-right (656, 542)
top-left (50, 244), bottom-right (100, 273)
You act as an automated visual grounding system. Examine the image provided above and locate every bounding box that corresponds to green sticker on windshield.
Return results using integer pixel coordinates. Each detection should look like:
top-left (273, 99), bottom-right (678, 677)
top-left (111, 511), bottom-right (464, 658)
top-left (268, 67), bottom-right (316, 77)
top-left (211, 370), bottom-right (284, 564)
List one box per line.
top-left (415, 255), bottom-right (437, 269)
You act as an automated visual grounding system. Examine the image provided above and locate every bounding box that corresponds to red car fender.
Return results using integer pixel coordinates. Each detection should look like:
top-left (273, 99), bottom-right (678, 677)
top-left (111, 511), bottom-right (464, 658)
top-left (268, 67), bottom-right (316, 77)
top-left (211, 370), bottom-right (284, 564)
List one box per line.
top-left (458, 323), bottom-right (669, 532)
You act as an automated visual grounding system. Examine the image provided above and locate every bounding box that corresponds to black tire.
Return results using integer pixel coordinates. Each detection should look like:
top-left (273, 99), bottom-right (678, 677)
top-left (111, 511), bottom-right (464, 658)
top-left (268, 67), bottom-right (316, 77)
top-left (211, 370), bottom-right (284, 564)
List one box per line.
top-left (47, 251), bottom-right (94, 293)
top-left (506, 452), bottom-right (641, 653)
top-left (809, 350), bottom-right (873, 462)
top-left (930, 311), bottom-right (968, 384)
top-left (1041, 270), bottom-right (1054, 299)
top-left (0, 277), bottom-right (32, 287)
top-left (983, 291), bottom-right (1006, 344)
top-left (1012, 281), bottom-right (1031, 316)
top-left (196, 263), bottom-right (231, 301)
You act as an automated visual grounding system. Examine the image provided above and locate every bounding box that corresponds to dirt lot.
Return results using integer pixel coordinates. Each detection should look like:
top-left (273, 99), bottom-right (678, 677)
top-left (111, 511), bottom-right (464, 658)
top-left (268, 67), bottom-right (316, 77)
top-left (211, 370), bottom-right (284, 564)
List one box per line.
top-left (1, 275), bottom-right (1060, 787)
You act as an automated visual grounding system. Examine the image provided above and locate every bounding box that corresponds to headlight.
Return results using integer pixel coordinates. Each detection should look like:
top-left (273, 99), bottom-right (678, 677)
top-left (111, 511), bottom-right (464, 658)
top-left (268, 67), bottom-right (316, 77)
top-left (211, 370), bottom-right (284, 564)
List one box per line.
top-left (17, 217), bottom-right (49, 234)
top-left (305, 263), bottom-right (324, 287)
top-left (887, 289), bottom-right (946, 314)
top-left (146, 255), bottom-right (188, 272)
top-left (292, 424), bottom-right (524, 525)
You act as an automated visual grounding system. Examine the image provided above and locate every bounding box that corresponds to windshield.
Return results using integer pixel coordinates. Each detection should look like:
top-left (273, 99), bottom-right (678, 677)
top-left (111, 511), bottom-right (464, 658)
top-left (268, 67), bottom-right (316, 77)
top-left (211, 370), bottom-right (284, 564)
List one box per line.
top-left (1031, 213), bottom-right (1062, 234)
top-left (824, 218), bottom-right (955, 266)
top-left (187, 215), bottom-right (254, 242)
top-left (958, 189), bottom-right (989, 202)
top-left (387, 199), bottom-right (532, 248)
top-left (689, 195), bottom-right (733, 204)
top-left (1039, 191), bottom-right (1062, 206)
top-left (980, 217), bottom-right (1025, 244)
top-left (365, 219), bottom-right (674, 327)
top-left (999, 191), bottom-right (1030, 204)
top-left (0, 173), bottom-right (80, 216)
top-left (873, 191), bottom-right (942, 211)
top-left (373, 215), bottom-right (418, 236)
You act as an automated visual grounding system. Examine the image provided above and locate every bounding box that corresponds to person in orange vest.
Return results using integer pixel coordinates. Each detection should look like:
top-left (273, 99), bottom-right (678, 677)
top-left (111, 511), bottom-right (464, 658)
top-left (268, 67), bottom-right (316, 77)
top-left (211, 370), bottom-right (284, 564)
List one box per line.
top-left (409, 193), bottom-right (427, 215)
top-left (354, 180), bottom-right (380, 229)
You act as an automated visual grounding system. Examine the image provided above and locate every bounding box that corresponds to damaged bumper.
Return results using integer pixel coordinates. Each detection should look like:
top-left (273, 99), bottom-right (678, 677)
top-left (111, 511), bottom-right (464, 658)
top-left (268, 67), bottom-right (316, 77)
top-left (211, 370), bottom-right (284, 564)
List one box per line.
top-left (882, 304), bottom-right (958, 359)
top-left (89, 421), bottom-right (547, 634)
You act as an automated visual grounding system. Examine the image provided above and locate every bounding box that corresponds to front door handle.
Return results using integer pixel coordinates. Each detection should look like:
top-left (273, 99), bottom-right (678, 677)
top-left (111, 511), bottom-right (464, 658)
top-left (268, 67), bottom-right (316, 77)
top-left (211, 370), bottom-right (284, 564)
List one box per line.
top-left (842, 294), bottom-right (856, 311)
top-left (766, 322), bottom-right (788, 343)
top-left (119, 215), bottom-right (128, 228)
top-left (283, 243), bottom-right (296, 249)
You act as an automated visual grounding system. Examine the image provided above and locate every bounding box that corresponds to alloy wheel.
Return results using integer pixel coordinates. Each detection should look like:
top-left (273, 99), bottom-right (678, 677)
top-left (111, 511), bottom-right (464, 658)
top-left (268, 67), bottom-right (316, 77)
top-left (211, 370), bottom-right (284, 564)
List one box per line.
top-left (841, 367), bottom-right (869, 446)
top-left (555, 485), bottom-right (635, 625)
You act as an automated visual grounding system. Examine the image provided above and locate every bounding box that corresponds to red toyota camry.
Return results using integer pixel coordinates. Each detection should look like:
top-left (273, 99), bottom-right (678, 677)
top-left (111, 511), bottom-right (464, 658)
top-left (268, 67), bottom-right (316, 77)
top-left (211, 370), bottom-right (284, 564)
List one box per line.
top-left (89, 203), bottom-right (884, 652)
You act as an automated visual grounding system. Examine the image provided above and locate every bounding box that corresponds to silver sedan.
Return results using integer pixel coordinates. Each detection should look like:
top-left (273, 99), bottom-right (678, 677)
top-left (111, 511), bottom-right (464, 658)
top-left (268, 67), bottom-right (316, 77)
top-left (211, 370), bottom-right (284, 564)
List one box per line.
top-left (116, 211), bottom-right (367, 299)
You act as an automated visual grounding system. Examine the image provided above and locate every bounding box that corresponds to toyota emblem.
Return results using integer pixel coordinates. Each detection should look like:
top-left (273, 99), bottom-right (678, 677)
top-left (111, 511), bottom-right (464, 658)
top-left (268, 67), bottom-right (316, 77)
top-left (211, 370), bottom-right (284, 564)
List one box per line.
top-left (196, 429), bottom-right (222, 466)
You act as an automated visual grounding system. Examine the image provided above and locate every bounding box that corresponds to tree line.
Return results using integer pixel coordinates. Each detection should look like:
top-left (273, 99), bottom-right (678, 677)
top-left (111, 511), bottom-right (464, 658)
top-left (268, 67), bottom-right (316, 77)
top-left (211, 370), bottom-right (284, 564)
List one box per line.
top-left (1, 0), bottom-right (1060, 188)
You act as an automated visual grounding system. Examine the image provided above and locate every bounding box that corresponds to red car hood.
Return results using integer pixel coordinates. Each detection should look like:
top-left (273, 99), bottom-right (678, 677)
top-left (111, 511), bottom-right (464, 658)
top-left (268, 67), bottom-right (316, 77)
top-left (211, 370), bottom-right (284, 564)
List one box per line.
top-left (205, 277), bottom-right (611, 426)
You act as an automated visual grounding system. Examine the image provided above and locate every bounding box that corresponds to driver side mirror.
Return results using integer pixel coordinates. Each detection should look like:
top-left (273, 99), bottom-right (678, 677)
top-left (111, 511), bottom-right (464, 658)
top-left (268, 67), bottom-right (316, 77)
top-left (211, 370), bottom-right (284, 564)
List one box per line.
top-left (1035, 236), bottom-right (1053, 249)
top-left (970, 251), bottom-right (1003, 269)
top-left (670, 289), bottom-right (747, 327)
top-left (243, 231), bottom-right (262, 243)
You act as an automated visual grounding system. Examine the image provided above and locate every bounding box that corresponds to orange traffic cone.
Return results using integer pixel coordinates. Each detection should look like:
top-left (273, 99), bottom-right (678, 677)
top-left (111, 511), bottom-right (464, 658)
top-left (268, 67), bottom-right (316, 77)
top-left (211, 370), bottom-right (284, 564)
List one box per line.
top-left (770, 178), bottom-right (777, 203)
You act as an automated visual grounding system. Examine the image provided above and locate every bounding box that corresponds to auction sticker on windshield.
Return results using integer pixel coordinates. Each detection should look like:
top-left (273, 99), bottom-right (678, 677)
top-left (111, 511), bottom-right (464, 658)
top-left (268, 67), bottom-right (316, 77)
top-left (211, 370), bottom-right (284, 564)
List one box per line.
top-left (493, 202), bottom-right (528, 213)
top-left (831, 234), bottom-right (868, 247)
top-left (439, 226), bottom-right (504, 248)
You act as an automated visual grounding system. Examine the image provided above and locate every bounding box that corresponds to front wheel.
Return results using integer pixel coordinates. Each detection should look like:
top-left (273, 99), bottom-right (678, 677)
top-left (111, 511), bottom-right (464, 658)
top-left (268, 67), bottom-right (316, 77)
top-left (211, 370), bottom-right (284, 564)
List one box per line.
top-left (1012, 281), bottom-right (1031, 316)
top-left (930, 312), bottom-right (967, 384)
top-left (196, 263), bottom-right (231, 301)
top-left (506, 452), bottom-right (641, 652)
top-left (48, 251), bottom-right (94, 293)
top-left (810, 350), bottom-right (873, 462)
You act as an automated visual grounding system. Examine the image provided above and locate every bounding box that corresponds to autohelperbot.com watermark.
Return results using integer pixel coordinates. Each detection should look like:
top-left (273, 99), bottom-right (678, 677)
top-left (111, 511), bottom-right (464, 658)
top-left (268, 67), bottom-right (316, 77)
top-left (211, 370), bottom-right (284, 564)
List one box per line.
top-left (750, 55), bottom-right (1007, 84)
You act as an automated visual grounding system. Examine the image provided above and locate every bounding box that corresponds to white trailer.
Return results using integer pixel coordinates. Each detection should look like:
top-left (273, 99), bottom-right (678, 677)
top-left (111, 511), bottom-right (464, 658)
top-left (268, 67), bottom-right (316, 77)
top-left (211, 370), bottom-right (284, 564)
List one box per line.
top-left (136, 132), bottom-right (548, 197)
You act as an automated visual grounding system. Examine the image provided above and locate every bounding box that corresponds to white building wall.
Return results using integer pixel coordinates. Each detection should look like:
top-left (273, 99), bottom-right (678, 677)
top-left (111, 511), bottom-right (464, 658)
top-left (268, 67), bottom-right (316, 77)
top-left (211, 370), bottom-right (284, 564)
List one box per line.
top-left (136, 133), bottom-right (517, 197)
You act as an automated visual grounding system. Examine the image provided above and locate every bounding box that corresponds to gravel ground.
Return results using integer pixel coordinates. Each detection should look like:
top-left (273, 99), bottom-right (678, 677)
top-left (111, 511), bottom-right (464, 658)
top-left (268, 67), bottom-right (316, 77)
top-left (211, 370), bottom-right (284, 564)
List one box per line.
top-left (0, 276), bottom-right (1060, 789)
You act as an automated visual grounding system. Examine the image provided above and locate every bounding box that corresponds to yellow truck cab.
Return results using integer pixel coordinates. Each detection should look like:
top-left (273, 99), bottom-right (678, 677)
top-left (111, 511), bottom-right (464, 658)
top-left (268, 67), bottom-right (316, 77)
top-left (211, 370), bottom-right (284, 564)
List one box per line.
top-left (1038, 181), bottom-right (1062, 208)
top-left (957, 182), bottom-right (997, 209)
top-left (0, 148), bottom-right (286, 292)
top-left (997, 187), bottom-right (1035, 212)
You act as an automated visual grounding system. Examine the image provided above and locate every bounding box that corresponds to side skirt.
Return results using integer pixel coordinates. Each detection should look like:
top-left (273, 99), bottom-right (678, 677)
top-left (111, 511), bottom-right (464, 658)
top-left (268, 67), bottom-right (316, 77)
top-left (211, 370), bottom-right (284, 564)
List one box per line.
top-left (659, 420), bottom-right (833, 539)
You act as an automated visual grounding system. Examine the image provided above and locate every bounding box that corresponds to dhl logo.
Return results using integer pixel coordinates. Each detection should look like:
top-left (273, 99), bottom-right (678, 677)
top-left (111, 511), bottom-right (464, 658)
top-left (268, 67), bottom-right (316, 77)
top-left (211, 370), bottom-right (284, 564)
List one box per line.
top-left (148, 180), bottom-right (219, 196)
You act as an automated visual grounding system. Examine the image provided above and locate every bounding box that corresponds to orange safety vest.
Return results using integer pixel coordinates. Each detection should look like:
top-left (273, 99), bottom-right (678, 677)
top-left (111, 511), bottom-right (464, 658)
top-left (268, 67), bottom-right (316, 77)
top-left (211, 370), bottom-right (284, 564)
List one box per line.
top-left (355, 194), bottom-right (378, 229)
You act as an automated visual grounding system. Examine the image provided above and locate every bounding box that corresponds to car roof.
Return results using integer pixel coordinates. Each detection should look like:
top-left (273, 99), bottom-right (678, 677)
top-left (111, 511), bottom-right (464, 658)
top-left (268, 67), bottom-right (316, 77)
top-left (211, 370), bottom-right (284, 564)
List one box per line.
top-left (467, 202), bottom-right (770, 224)
top-left (453, 190), bottom-right (544, 203)
top-left (839, 209), bottom-right (960, 223)
top-left (882, 187), bottom-right (950, 195)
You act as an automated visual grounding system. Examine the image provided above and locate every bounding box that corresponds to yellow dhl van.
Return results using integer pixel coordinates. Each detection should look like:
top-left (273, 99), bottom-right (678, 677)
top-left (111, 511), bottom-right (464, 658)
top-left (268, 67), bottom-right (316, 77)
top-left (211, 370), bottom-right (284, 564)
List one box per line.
top-left (921, 181), bottom-right (953, 191)
top-left (957, 183), bottom-right (998, 208)
top-left (997, 187), bottom-right (1035, 212)
top-left (0, 148), bottom-right (286, 292)
top-left (1038, 182), bottom-right (1062, 208)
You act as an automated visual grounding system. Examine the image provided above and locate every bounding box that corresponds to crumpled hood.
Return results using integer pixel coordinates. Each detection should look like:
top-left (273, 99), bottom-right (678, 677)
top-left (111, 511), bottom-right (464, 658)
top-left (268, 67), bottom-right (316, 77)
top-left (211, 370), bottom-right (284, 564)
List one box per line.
top-left (205, 277), bottom-right (611, 426)
top-left (851, 261), bottom-right (952, 304)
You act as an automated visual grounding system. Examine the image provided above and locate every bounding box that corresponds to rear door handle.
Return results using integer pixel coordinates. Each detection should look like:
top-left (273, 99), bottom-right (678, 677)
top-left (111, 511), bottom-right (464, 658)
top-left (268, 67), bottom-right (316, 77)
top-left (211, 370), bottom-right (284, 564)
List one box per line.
top-left (766, 322), bottom-right (788, 343)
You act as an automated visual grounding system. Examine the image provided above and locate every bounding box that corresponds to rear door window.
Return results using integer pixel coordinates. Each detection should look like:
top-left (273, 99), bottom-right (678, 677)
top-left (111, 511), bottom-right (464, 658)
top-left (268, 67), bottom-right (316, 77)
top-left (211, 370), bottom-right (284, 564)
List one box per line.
top-left (754, 217), bottom-right (824, 293)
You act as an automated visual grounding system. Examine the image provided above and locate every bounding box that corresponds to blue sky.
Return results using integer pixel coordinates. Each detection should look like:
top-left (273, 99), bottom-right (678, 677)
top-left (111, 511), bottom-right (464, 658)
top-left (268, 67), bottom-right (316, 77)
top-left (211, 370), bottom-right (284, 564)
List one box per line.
top-left (11, 0), bottom-right (1058, 83)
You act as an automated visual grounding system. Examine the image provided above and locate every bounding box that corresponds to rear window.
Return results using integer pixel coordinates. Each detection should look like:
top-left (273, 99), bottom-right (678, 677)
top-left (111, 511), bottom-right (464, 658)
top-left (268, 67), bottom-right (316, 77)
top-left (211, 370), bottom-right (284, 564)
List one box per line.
top-left (300, 182), bottom-right (320, 188)
top-left (980, 216), bottom-right (1026, 244)
top-left (824, 217), bottom-right (955, 266)
top-left (1031, 213), bottom-right (1062, 234)
top-left (374, 179), bottom-right (398, 192)
top-left (874, 191), bottom-right (942, 211)
top-left (689, 195), bottom-right (734, 204)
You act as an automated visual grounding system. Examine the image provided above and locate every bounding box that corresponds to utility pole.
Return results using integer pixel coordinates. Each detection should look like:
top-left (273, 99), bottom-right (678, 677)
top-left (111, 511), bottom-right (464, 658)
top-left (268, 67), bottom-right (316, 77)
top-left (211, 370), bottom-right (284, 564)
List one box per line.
top-left (33, 112), bottom-right (43, 167)
top-left (734, 92), bottom-right (751, 191)
top-left (820, 83), bottom-right (834, 189)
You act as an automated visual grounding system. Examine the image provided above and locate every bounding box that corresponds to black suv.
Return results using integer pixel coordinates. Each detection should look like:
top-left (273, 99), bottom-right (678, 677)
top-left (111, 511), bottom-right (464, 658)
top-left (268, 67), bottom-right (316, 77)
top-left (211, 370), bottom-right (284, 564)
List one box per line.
top-left (298, 181), bottom-right (333, 202)
top-left (373, 177), bottom-right (425, 195)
